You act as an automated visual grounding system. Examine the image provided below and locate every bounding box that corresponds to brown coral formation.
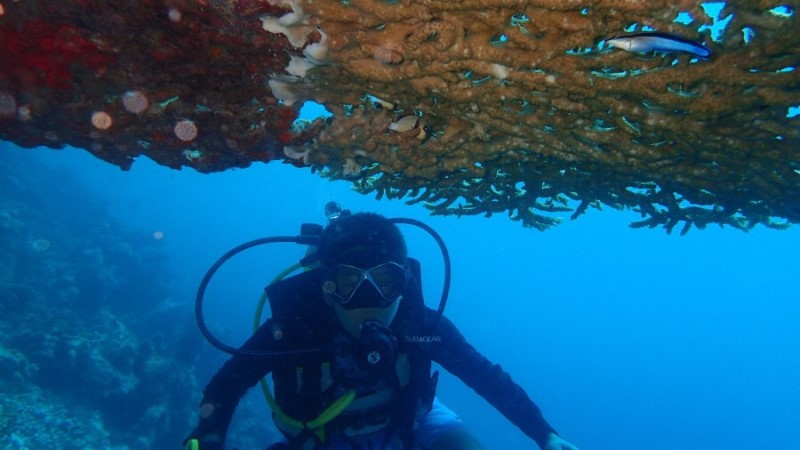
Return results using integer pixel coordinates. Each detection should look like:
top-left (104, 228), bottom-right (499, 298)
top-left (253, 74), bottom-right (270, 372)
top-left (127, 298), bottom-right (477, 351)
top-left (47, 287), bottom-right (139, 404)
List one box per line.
top-left (1, 1), bottom-right (799, 232)
top-left (291, 0), bottom-right (800, 231)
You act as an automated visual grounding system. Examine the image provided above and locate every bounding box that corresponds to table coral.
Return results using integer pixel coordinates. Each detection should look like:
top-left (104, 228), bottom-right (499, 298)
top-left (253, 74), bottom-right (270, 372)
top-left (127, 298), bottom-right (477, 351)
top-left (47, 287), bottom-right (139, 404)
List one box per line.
top-left (1, 0), bottom-right (798, 232)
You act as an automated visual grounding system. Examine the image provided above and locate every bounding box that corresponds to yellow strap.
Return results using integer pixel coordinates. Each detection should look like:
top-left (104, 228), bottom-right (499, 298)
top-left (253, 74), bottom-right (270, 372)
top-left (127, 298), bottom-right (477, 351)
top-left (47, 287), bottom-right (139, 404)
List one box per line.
top-left (185, 438), bottom-right (199, 450)
top-left (260, 378), bottom-right (356, 440)
top-left (255, 262), bottom-right (354, 442)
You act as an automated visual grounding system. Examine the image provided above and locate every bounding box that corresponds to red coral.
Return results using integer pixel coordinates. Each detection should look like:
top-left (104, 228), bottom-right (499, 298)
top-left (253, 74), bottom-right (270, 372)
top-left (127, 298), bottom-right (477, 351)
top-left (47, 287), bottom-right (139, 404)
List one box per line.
top-left (0, 20), bottom-right (114, 89)
top-left (233, 0), bottom-right (288, 18)
top-left (278, 131), bottom-right (293, 143)
top-left (275, 107), bottom-right (299, 144)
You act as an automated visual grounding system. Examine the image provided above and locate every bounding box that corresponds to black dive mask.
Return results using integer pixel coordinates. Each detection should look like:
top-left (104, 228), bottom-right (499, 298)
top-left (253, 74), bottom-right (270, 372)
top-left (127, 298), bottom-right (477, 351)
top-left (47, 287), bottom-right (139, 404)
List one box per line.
top-left (324, 262), bottom-right (409, 309)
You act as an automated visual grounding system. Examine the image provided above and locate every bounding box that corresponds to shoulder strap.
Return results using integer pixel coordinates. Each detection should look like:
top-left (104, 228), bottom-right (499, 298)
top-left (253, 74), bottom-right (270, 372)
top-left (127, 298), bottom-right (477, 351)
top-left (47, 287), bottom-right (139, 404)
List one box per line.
top-left (265, 268), bottom-right (330, 345)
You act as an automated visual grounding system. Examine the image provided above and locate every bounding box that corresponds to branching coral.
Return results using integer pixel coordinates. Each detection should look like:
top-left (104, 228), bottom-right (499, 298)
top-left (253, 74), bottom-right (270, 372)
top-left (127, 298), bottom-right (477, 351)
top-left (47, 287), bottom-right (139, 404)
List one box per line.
top-left (1, 0), bottom-right (798, 231)
top-left (289, 0), bottom-right (800, 231)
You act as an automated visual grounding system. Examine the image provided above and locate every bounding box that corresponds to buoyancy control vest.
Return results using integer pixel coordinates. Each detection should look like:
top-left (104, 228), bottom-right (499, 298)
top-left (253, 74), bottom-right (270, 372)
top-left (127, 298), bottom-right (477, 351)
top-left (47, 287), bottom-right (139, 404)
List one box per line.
top-left (264, 258), bottom-right (437, 448)
top-left (193, 213), bottom-right (452, 448)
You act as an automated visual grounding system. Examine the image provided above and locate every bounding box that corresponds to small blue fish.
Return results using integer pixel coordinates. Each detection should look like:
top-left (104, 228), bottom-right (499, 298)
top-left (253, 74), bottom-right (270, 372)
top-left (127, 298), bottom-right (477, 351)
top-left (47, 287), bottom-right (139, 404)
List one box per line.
top-left (606, 32), bottom-right (712, 59)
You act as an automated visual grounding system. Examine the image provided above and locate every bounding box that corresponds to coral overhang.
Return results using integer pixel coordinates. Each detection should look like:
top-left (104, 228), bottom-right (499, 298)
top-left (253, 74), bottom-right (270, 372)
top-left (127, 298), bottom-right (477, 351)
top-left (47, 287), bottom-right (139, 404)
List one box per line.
top-left (1, 0), bottom-right (798, 232)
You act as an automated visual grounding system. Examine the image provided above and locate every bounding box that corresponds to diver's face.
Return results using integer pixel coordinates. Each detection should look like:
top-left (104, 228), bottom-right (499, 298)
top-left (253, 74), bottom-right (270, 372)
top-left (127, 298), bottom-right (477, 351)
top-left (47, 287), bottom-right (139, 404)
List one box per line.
top-left (323, 261), bottom-right (407, 337)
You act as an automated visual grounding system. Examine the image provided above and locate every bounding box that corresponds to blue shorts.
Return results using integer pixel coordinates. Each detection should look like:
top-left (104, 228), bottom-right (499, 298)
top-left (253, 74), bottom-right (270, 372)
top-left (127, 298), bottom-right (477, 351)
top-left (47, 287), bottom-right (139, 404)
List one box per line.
top-left (277, 398), bottom-right (466, 449)
top-left (413, 398), bottom-right (466, 448)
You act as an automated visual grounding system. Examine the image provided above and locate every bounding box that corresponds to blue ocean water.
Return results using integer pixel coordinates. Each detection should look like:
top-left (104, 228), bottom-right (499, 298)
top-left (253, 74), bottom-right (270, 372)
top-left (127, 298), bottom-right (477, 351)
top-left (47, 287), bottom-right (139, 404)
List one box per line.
top-left (1, 141), bottom-right (799, 450)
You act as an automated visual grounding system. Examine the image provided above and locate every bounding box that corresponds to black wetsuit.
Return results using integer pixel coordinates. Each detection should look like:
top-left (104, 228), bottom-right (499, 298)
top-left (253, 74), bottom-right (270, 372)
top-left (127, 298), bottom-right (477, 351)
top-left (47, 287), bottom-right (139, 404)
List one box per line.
top-left (190, 304), bottom-right (557, 449)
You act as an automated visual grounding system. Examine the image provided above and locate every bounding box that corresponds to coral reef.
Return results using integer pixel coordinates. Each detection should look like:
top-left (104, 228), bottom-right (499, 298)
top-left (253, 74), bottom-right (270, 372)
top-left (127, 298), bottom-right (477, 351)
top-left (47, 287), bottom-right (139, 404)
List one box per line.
top-left (1, 1), bottom-right (798, 231)
top-left (0, 388), bottom-right (126, 449)
top-left (0, 153), bottom-right (204, 449)
top-left (0, 0), bottom-right (305, 171)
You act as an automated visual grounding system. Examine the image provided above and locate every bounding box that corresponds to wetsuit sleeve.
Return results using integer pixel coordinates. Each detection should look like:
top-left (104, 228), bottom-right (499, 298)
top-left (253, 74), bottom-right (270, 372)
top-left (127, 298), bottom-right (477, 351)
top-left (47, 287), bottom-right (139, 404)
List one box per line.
top-left (429, 312), bottom-right (557, 449)
top-left (185, 320), bottom-right (279, 445)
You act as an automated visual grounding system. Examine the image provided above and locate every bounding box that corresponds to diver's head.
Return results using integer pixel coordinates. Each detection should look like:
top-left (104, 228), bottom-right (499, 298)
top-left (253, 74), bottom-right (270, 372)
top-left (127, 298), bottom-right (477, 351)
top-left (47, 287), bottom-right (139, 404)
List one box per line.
top-left (317, 213), bottom-right (409, 337)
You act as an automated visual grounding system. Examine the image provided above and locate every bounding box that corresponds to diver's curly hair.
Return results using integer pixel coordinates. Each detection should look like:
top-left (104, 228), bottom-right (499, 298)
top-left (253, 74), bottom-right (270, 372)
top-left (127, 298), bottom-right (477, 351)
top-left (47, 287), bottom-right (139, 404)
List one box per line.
top-left (316, 212), bottom-right (407, 267)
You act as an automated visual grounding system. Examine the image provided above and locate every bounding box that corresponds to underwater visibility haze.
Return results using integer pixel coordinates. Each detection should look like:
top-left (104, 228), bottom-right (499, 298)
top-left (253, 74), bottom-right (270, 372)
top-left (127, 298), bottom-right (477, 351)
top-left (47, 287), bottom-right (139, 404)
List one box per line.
top-left (1, 1), bottom-right (800, 449)
top-left (1, 141), bottom-right (798, 450)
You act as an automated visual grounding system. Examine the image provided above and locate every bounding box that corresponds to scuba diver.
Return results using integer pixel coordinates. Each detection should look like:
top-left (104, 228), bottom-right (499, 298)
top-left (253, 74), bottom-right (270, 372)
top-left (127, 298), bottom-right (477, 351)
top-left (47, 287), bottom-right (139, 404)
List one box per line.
top-left (184, 210), bottom-right (579, 450)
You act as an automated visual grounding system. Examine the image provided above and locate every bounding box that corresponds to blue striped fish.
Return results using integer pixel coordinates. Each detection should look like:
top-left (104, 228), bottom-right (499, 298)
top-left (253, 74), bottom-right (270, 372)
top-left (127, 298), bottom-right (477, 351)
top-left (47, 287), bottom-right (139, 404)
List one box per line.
top-left (606, 32), bottom-right (712, 59)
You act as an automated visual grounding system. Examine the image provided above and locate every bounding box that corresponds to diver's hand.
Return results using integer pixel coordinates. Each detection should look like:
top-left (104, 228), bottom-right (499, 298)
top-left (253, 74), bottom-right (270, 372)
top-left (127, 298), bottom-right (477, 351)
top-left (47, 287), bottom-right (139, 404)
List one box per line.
top-left (543, 432), bottom-right (579, 450)
top-left (183, 434), bottom-right (223, 450)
